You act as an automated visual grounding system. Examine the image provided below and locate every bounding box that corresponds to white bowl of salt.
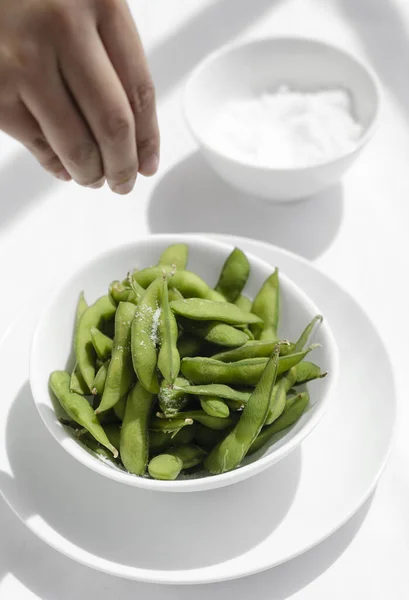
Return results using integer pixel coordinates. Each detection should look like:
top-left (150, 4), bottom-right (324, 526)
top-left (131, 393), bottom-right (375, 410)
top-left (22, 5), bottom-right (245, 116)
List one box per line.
top-left (183, 37), bottom-right (381, 202)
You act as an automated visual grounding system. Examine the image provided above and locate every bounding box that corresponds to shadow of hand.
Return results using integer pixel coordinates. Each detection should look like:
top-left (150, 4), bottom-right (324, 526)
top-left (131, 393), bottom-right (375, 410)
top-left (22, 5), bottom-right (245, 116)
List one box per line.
top-left (148, 152), bottom-right (343, 260)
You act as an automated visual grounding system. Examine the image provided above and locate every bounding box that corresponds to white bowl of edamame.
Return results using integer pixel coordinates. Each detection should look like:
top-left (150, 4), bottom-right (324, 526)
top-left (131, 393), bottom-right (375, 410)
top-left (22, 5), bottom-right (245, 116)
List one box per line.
top-left (30, 234), bottom-right (338, 492)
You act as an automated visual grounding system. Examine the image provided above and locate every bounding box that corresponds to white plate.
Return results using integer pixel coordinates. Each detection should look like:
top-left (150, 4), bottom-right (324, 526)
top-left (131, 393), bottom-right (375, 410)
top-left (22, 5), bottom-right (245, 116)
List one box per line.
top-left (0, 235), bottom-right (397, 585)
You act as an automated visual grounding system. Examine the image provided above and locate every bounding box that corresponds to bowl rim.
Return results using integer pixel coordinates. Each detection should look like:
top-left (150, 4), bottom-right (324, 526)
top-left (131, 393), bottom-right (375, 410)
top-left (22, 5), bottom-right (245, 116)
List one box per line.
top-left (183, 34), bottom-right (382, 173)
top-left (29, 233), bottom-right (339, 492)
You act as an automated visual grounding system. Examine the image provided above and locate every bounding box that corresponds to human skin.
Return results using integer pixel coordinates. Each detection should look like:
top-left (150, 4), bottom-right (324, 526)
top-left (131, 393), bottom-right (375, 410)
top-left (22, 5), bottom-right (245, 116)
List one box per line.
top-left (0, 0), bottom-right (159, 194)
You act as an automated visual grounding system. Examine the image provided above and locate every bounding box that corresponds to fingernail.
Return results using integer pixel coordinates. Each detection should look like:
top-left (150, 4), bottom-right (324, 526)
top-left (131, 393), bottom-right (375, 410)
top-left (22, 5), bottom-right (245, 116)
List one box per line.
top-left (89, 177), bottom-right (105, 190)
top-left (110, 177), bottom-right (136, 195)
top-left (139, 154), bottom-right (159, 176)
top-left (57, 169), bottom-right (72, 182)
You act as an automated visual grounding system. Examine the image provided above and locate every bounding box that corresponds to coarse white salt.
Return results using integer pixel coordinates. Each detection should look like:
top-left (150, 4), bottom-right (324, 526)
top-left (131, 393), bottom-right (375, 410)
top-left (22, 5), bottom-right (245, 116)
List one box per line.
top-left (151, 306), bottom-right (162, 344)
top-left (209, 86), bottom-right (364, 169)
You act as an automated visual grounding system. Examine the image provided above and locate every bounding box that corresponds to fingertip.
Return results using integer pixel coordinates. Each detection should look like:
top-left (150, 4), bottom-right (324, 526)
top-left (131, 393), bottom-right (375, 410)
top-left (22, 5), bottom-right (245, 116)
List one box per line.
top-left (56, 169), bottom-right (72, 182)
top-left (138, 153), bottom-right (159, 177)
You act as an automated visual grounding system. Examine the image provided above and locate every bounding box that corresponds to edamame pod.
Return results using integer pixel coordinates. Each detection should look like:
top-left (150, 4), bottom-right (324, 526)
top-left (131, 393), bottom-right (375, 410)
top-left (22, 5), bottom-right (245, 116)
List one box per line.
top-left (91, 360), bottom-right (110, 396)
top-left (152, 411), bottom-right (236, 431)
top-left (215, 248), bottom-right (250, 302)
top-left (113, 394), bottom-right (127, 421)
top-left (70, 365), bottom-right (89, 395)
top-left (212, 340), bottom-right (294, 362)
top-left (132, 267), bottom-right (225, 302)
top-left (75, 295), bottom-right (116, 391)
top-left (158, 275), bottom-right (180, 384)
top-left (293, 361), bottom-right (328, 384)
top-left (200, 396), bottom-right (230, 418)
top-left (171, 298), bottom-right (262, 326)
top-left (131, 276), bottom-right (162, 394)
top-left (148, 454), bottom-right (182, 480)
top-left (205, 345), bottom-right (281, 474)
top-left (177, 383), bottom-right (251, 404)
top-left (167, 445), bottom-right (206, 469)
top-left (158, 243), bottom-right (189, 269)
top-left (249, 392), bottom-right (309, 454)
top-left (148, 445), bottom-right (207, 480)
top-left (181, 346), bottom-right (318, 385)
top-left (70, 292), bottom-right (89, 395)
top-left (96, 302), bottom-right (137, 413)
top-left (264, 375), bottom-right (292, 425)
top-left (251, 269), bottom-right (280, 341)
top-left (90, 327), bottom-right (113, 361)
top-left (50, 371), bottom-right (118, 457)
top-left (179, 317), bottom-right (249, 347)
top-left (234, 294), bottom-right (252, 312)
top-left (168, 288), bottom-right (184, 302)
top-left (294, 315), bottom-right (323, 352)
top-left (120, 382), bottom-right (154, 475)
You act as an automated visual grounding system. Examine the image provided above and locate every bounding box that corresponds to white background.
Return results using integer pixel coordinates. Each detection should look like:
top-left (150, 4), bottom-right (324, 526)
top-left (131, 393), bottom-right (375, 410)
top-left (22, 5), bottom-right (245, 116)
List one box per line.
top-left (0, 0), bottom-right (408, 597)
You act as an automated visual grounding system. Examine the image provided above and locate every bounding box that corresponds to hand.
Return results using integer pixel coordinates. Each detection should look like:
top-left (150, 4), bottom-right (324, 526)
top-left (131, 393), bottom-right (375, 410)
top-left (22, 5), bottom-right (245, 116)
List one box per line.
top-left (0, 0), bottom-right (159, 194)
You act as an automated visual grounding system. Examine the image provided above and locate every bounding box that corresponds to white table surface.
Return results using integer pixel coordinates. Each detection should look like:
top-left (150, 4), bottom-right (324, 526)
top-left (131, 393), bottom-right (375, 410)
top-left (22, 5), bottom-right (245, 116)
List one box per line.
top-left (1, 0), bottom-right (408, 597)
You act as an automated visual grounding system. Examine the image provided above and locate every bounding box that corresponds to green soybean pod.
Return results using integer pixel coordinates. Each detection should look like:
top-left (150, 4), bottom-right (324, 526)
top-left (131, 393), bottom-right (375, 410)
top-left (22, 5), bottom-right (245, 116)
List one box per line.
top-left (92, 359), bottom-right (110, 396)
top-left (234, 310), bottom-right (256, 341)
top-left (181, 345), bottom-right (318, 385)
top-left (90, 327), bottom-right (113, 361)
top-left (167, 445), bottom-right (207, 469)
top-left (174, 410), bottom-right (237, 430)
top-left (234, 294), bottom-right (252, 312)
top-left (150, 415), bottom-right (194, 434)
top-left (200, 396), bottom-right (230, 418)
top-left (70, 292), bottom-right (89, 395)
top-left (294, 315), bottom-right (323, 352)
top-left (120, 382), bottom-right (154, 475)
top-left (179, 383), bottom-right (251, 404)
top-left (70, 366), bottom-right (90, 396)
top-left (158, 275), bottom-right (180, 385)
top-left (251, 269), bottom-right (280, 341)
top-left (249, 392), bottom-right (310, 455)
top-left (204, 345), bottom-right (281, 474)
top-left (158, 377), bottom-right (190, 417)
top-left (158, 243), bottom-right (189, 269)
top-left (171, 298), bottom-right (262, 326)
top-left (50, 371), bottom-right (118, 457)
top-left (75, 295), bottom-right (116, 391)
top-left (81, 436), bottom-right (119, 462)
top-left (75, 292), bottom-right (88, 327)
top-left (131, 276), bottom-right (162, 394)
top-left (293, 361), bottom-right (328, 384)
top-left (178, 318), bottom-right (249, 348)
top-left (95, 302), bottom-right (137, 414)
top-left (168, 288), bottom-right (184, 302)
top-left (148, 454), bottom-right (183, 480)
top-left (212, 340), bottom-right (292, 362)
top-left (152, 411), bottom-right (236, 432)
top-left (133, 267), bottom-right (208, 298)
top-left (264, 375), bottom-right (291, 425)
top-left (215, 248), bottom-right (250, 303)
top-left (113, 393), bottom-right (127, 421)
